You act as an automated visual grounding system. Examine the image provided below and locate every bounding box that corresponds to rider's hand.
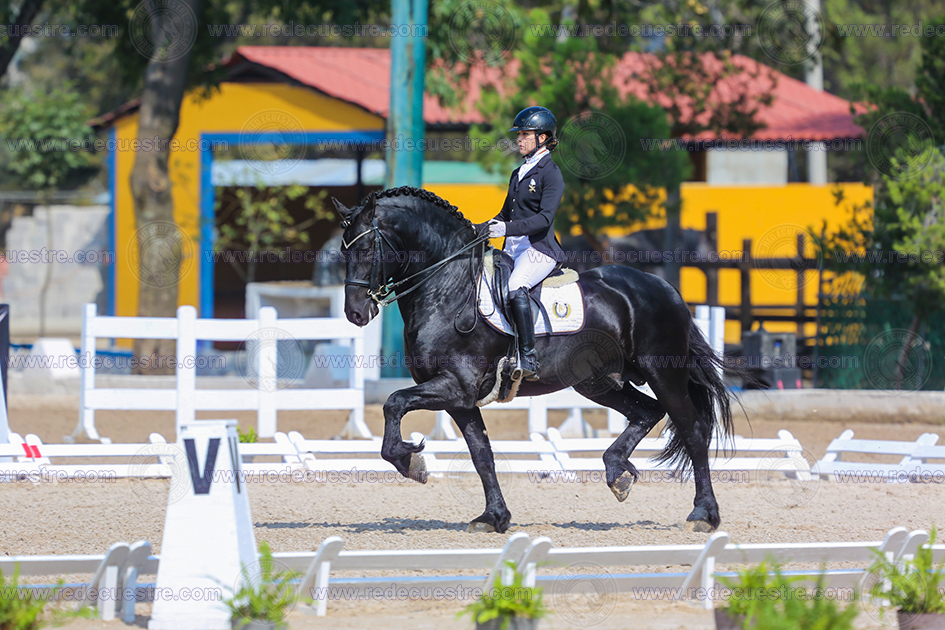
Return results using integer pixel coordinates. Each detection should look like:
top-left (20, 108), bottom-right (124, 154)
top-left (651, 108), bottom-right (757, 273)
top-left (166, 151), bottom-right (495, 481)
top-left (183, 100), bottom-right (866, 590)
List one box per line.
top-left (488, 220), bottom-right (507, 238)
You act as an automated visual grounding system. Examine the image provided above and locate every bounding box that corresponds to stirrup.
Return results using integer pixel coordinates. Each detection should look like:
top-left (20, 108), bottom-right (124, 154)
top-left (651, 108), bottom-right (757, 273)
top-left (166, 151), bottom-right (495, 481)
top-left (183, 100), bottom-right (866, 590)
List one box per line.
top-left (509, 355), bottom-right (536, 382)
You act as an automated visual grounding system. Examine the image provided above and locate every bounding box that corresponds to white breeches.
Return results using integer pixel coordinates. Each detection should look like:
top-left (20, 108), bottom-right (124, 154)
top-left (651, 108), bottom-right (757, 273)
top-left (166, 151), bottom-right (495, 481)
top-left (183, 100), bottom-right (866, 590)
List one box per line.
top-left (507, 246), bottom-right (557, 293)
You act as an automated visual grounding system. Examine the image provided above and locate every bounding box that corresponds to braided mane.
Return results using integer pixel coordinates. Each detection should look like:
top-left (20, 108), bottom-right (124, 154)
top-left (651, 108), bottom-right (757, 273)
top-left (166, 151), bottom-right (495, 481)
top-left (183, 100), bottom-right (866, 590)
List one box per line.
top-left (367, 186), bottom-right (475, 233)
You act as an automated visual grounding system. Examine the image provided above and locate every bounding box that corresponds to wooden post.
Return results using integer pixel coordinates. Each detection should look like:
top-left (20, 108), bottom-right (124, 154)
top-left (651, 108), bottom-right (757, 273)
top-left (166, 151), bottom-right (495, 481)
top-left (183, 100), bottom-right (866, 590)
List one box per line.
top-left (812, 264), bottom-right (824, 387)
top-left (705, 212), bottom-right (718, 306)
top-left (796, 233), bottom-right (805, 338)
top-left (739, 238), bottom-right (752, 335)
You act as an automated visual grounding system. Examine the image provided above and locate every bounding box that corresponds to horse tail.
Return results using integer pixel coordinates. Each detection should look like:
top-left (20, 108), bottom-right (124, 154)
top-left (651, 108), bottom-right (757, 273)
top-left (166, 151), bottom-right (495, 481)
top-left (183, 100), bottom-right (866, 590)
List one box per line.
top-left (656, 319), bottom-right (735, 474)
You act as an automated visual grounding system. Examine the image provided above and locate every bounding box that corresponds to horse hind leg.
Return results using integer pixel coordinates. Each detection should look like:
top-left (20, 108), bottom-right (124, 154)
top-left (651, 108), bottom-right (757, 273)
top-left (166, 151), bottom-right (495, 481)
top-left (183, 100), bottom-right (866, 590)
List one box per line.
top-left (647, 370), bottom-right (720, 532)
top-left (575, 384), bottom-right (666, 502)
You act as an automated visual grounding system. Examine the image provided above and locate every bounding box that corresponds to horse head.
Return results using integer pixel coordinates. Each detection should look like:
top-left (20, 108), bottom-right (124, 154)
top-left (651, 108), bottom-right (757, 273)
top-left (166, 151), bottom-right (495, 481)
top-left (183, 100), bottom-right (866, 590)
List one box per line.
top-left (336, 194), bottom-right (381, 327)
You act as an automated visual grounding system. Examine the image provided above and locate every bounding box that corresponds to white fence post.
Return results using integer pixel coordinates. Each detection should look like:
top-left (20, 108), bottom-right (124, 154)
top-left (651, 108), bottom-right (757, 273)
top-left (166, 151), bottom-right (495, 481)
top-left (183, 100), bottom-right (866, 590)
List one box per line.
top-left (68, 303), bottom-right (106, 444)
top-left (176, 306), bottom-right (197, 438)
top-left (69, 303), bottom-right (368, 442)
top-left (340, 322), bottom-right (371, 439)
top-left (257, 307), bottom-right (278, 438)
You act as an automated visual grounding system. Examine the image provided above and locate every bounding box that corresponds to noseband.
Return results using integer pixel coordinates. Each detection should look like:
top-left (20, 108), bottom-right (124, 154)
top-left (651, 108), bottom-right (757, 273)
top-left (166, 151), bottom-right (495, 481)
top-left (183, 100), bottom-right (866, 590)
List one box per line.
top-left (341, 219), bottom-right (402, 305)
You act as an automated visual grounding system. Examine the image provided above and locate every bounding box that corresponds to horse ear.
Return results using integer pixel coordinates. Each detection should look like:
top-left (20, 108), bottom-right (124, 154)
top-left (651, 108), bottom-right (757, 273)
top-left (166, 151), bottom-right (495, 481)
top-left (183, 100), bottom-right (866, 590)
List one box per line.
top-left (332, 197), bottom-right (350, 218)
top-left (332, 197), bottom-right (352, 227)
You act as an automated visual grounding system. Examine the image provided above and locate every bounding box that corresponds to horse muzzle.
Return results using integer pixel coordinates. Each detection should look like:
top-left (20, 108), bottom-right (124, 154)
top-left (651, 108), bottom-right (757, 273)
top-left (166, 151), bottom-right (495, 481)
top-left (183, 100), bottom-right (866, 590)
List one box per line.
top-left (344, 291), bottom-right (379, 327)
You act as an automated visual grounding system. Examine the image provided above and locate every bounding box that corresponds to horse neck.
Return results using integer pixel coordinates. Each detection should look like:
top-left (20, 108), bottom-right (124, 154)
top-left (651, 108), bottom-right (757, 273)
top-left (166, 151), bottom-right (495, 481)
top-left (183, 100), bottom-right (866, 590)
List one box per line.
top-left (381, 204), bottom-right (472, 277)
top-left (379, 204), bottom-right (478, 319)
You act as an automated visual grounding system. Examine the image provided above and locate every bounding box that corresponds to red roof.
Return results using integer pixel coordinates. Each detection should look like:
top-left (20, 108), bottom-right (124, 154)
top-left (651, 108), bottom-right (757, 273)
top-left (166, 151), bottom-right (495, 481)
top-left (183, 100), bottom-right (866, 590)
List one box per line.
top-left (611, 52), bottom-right (863, 140)
top-left (227, 46), bottom-right (499, 127)
top-left (101, 46), bottom-right (863, 140)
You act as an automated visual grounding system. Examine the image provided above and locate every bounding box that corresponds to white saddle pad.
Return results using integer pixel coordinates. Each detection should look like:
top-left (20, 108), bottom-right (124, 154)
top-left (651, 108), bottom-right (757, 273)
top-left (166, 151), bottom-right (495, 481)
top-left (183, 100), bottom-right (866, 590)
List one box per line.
top-left (477, 269), bottom-right (585, 335)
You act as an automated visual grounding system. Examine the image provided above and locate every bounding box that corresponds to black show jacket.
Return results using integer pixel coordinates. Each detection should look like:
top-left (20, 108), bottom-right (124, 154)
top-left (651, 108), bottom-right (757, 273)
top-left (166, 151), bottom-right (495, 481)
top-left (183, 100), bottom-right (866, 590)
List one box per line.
top-left (491, 152), bottom-right (567, 263)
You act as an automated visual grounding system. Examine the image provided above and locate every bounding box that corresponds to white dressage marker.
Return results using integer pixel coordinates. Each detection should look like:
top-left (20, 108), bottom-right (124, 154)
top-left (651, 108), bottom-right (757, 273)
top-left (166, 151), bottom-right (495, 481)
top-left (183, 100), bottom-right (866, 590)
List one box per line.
top-left (69, 303), bottom-right (367, 443)
top-left (149, 420), bottom-right (257, 630)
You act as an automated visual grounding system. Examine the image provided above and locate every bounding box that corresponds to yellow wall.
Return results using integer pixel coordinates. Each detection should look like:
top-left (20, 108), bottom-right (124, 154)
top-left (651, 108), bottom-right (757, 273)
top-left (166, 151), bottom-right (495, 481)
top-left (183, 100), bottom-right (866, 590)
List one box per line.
top-left (678, 183), bottom-right (872, 342)
top-left (424, 184), bottom-right (508, 223)
top-left (112, 83), bottom-right (384, 317)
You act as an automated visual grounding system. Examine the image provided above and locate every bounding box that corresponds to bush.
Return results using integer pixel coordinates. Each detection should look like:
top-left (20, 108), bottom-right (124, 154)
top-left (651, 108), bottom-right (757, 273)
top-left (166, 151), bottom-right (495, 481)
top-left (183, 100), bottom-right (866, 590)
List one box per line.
top-left (459, 561), bottom-right (548, 629)
top-left (868, 527), bottom-right (945, 619)
top-left (221, 541), bottom-right (299, 629)
top-left (719, 560), bottom-right (858, 630)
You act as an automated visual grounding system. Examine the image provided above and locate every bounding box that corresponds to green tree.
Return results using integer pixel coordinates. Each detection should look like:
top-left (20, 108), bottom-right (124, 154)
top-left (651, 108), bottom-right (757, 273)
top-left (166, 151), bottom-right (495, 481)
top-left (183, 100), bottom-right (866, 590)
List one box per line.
top-left (0, 82), bottom-right (96, 337)
top-left (0, 83), bottom-right (96, 191)
top-left (821, 149), bottom-right (945, 387)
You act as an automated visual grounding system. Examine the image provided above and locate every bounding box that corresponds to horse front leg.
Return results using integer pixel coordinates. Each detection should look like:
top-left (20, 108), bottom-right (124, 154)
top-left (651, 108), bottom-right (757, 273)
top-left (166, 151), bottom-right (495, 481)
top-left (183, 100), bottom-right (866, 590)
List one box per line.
top-left (447, 408), bottom-right (511, 533)
top-left (381, 375), bottom-right (471, 483)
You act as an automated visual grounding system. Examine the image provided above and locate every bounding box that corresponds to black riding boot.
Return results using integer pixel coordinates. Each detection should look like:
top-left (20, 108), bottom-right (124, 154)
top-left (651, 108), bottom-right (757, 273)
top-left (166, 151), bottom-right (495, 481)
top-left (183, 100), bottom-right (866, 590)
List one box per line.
top-left (509, 288), bottom-right (539, 381)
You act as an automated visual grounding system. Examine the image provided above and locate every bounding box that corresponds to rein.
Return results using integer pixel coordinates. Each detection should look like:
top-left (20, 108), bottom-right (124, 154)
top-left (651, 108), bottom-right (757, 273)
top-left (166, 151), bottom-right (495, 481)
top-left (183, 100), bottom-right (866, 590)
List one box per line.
top-left (343, 219), bottom-right (490, 309)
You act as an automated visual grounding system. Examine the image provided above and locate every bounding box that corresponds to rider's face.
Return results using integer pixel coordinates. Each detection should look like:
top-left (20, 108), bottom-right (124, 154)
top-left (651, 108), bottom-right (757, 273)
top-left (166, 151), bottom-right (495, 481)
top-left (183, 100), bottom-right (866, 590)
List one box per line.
top-left (517, 131), bottom-right (547, 156)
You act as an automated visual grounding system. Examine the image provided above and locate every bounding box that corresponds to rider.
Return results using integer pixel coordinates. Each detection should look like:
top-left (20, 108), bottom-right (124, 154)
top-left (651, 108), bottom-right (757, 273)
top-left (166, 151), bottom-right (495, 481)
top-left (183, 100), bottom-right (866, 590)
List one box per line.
top-left (484, 106), bottom-right (566, 381)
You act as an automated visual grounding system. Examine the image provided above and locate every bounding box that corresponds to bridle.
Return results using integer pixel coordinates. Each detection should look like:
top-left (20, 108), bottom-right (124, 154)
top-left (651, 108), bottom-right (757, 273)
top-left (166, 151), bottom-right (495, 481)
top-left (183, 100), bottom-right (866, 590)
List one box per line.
top-left (342, 218), bottom-right (490, 308)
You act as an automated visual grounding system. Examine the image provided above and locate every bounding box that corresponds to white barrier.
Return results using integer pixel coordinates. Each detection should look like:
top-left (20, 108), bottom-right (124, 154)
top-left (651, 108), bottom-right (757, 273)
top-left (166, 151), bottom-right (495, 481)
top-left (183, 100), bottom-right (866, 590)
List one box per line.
top-left (0, 431), bottom-right (305, 480)
top-left (0, 427), bottom-right (808, 479)
top-left (9, 527), bottom-right (940, 618)
top-left (812, 429), bottom-right (942, 481)
top-left (68, 304), bottom-right (367, 443)
top-left (27, 428), bottom-right (945, 485)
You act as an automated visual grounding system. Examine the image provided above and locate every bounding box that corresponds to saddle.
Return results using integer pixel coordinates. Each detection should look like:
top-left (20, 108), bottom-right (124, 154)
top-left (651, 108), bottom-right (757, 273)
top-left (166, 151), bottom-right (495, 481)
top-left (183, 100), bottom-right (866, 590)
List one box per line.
top-left (476, 249), bottom-right (583, 406)
top-left (486, 249), bottom-right (576, 329)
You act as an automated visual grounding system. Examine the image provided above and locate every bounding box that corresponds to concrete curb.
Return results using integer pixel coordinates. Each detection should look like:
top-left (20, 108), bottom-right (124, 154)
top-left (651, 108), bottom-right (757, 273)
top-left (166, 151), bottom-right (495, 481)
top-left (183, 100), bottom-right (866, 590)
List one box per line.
top-left (734, 389), bottom-right (945, 425)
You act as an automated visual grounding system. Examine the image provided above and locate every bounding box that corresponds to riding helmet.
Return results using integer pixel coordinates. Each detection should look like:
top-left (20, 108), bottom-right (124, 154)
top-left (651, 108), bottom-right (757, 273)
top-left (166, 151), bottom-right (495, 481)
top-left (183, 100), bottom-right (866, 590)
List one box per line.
top-left (509, 106), bottom-right (558, 151)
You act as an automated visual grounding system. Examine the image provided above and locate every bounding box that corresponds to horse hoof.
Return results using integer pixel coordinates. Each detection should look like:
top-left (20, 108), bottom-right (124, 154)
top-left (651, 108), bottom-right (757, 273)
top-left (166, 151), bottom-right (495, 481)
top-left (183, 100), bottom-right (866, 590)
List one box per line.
top-left (610, 471), bottom-right (635, 502)
top-left (685, 519), bottom-right (716, 533)
top-left (408, 453), bottom-right (427, 484)
top-left (467, 521), bottom-right (496, 533)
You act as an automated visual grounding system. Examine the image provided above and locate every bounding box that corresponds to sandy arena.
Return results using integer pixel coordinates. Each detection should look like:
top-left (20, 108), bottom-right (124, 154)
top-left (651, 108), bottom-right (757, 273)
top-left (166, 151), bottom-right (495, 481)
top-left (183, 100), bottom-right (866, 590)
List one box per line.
top-left (2, 394), bottom-right (943, 629)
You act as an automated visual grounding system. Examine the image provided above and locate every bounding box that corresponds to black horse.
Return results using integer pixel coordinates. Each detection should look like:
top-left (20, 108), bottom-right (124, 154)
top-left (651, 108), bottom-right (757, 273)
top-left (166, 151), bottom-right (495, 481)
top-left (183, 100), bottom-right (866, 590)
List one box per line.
top-left (336, 187), bottom-right (733, 534)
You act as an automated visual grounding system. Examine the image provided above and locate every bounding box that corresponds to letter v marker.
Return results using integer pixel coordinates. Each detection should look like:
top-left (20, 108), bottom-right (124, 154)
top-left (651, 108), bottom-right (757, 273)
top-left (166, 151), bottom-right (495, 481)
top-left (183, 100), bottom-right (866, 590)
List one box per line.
top-left (184, 438), bottom-right (220, 495)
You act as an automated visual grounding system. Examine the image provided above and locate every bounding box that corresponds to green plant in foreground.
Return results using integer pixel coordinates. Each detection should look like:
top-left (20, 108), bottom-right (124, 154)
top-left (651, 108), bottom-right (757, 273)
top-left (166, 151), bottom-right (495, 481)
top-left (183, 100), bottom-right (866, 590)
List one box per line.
top-left (237, 426), bottom-right (258, 444)
top-left (868, 527), bottom-right (945, 618)
top-left (0, 565), bottom-right (47, 630)
top-left (459, 561), bottom-right (549, 629)
top-left (0, 566), bottom-right (95, 630)
top-left (718, 560), bottom-right (795, 622)
top-left (719, 560), bottom-right (857, 630)
top-left (221, 542), bottom-right (300, 629)
top-left (755, 575), bottom-right (859, 630)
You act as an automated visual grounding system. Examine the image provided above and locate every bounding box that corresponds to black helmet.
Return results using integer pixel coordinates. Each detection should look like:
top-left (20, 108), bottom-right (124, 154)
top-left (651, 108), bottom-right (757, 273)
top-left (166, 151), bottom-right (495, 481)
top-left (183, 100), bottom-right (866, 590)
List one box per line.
top-left (509, 106), bottom-right (558, 151)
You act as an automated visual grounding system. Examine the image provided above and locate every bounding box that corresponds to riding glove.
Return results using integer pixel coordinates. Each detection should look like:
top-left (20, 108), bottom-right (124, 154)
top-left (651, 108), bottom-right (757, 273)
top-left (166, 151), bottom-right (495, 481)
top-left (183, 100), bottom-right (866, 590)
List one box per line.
top-left (488, 221), bottom-right (507, 238)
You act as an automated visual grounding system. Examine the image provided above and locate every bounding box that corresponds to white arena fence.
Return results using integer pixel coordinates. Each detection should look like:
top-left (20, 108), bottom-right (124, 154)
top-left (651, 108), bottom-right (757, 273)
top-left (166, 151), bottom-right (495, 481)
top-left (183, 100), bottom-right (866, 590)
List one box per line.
top-left (2, 428), bottom-right (804, 479)
top-left (9, 429), bottom-right (945, 484)
top-left (69, 303), bottom-right (369, 444)
top-left (812, 429), bottom-right (944, 482)
top-left (3, 527), bottom-right (941, 619)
